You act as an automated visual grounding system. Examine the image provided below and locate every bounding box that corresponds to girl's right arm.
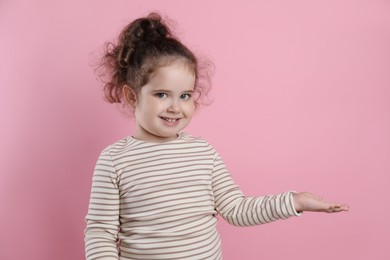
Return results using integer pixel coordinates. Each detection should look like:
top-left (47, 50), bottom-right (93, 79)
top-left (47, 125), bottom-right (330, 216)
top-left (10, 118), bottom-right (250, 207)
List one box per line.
top-left (85, 148), bottom-right (120, 260)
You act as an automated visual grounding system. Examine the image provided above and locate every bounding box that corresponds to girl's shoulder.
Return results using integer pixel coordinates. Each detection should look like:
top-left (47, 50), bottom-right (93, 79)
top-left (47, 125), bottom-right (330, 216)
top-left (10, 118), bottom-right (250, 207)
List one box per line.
top-left (179, 132), bottom-right (216, 150)
top-left (180, 132), bottom-right (207, 143)
top-left (96, 136), bottom-right (131, 159)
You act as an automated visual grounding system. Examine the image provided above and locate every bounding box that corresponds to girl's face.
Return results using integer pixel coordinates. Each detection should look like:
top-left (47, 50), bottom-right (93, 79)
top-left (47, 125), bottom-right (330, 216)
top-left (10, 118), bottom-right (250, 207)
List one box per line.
top-left (132, 62), bottom-right (196, 143)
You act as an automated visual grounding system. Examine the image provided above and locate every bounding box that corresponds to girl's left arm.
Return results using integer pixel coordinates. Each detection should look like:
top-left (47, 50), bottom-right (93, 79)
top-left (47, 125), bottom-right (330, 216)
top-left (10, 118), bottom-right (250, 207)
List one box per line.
top-left (211, 153), bottom-right (348, 227)
top-left (211, 153), bottom-right (300, 226)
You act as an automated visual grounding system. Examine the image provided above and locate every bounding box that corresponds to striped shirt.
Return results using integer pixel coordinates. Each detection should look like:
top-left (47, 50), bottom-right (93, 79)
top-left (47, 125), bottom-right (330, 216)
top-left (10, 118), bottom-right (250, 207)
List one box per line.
top-left (85, 132), bottom-right (300, 260)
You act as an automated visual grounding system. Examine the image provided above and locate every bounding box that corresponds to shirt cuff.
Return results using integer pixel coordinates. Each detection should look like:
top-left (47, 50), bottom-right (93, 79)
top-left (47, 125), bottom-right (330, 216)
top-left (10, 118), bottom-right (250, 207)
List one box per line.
top-left (289, 191), bottom-right (302, 216)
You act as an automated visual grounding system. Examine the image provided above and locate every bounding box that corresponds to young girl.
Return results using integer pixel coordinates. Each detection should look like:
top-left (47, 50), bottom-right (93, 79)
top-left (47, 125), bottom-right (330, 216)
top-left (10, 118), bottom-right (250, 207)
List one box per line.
top-left (85, 13), bottom-right (349, 260)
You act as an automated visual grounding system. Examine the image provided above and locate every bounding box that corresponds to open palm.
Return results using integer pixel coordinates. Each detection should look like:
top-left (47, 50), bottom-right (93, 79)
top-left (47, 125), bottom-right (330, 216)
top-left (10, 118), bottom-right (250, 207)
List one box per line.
top-left (293, 192), bottom-right (349, 213)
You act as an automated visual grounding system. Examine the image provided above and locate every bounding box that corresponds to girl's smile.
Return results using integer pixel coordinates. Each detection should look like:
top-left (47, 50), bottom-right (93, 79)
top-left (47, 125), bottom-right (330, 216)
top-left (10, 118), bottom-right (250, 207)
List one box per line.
top-left (160, 116), bottom-right (181, 126)
top-left (132, 61), bottom-right (196, 143)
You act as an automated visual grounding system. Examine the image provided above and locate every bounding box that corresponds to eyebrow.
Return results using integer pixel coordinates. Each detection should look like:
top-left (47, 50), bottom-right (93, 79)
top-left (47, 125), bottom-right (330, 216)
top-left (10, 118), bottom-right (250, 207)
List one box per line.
top-left (152, 89), bottom-right (194, 93)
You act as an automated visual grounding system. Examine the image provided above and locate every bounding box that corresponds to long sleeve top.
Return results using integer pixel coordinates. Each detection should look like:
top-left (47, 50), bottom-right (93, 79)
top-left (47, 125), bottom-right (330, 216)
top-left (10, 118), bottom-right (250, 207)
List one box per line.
top-left (85, 133), bottom-right (300, 260)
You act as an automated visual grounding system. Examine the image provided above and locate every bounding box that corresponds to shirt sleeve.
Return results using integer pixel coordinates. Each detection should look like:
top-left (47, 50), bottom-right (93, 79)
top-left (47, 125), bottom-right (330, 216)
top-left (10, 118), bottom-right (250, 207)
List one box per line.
top-left (211, 152), bottom-right (301, 227)
top-left (85, 148), bottom-right (120, 260)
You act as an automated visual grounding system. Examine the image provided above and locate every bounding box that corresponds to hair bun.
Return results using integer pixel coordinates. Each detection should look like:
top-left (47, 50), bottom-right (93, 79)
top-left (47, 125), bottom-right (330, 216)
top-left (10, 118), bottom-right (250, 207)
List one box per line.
top-left (155, 24), bottom-right (168, 37)
top-left (135, 16), bottom-right (168, 42)
top-left (118, 14), bottom-right (169, 68)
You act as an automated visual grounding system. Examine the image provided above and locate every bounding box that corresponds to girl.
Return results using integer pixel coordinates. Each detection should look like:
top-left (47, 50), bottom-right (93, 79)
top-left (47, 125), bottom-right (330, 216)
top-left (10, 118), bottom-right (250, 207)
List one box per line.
top-left (85, 13), bottom-right (349, 260)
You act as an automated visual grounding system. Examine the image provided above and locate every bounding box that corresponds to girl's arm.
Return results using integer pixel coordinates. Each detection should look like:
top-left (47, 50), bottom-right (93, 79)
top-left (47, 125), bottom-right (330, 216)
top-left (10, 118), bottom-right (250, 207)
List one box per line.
top-left (212, 153), bottom-right (300, 226)
top-left (211, 152), bottom-right (348, 226)
top-left (85, 148), bottom-right (120, 260)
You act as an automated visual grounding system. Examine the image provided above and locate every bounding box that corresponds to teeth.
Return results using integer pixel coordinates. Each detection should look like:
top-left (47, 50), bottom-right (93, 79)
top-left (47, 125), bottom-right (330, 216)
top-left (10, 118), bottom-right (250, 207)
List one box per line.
top-left (163, 118), bottom-right (177, 122)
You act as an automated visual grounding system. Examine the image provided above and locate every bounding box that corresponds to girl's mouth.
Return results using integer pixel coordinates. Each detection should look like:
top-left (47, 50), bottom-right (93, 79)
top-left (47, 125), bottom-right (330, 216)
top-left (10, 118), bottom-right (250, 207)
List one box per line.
top-left (161, 117), bottom-right (178, 123)
top-left (160, 117), bottom-right (181, 125)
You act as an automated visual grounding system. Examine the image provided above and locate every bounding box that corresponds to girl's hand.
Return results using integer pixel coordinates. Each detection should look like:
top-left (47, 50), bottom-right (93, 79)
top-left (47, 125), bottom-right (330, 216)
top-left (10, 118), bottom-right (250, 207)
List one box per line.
top-left (292, 192), bottom-right (349, 213)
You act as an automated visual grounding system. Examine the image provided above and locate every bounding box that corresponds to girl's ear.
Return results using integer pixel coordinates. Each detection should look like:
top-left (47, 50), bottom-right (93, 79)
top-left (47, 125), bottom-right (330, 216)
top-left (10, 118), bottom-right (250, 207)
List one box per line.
top-left (123, 85), bottom-right (137, 109)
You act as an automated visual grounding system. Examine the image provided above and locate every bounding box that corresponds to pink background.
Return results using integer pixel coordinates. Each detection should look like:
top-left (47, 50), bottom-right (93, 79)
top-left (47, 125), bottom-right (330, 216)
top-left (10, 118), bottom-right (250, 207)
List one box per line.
top-left (1, 0), bottom-right (389, 259)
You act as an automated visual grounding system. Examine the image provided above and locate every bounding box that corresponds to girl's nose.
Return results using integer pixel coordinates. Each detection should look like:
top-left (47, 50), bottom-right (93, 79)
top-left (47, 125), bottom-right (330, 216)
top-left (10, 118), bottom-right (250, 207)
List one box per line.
top-left (167, 100), bottom-right (180, 113)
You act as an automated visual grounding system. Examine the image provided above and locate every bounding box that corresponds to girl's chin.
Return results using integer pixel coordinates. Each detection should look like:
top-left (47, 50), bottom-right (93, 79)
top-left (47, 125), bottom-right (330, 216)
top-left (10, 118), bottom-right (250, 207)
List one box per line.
top-left (146, 132), bottom-right (180, 142)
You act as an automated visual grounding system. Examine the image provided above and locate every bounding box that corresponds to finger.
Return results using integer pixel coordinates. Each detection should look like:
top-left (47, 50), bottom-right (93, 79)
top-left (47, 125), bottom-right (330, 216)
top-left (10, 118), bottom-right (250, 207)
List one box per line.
top-left (331, 203), bottom-right (349, 211)
top-left (325, 207), bottom-right (341, 213)
top-left (326, 204), bottom-right (349, 213)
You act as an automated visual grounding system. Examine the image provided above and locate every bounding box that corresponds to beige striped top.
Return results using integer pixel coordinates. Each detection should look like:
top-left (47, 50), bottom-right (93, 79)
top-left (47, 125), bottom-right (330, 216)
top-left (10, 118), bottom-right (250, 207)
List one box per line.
top-left (85, 132), bottom-right (300, 260)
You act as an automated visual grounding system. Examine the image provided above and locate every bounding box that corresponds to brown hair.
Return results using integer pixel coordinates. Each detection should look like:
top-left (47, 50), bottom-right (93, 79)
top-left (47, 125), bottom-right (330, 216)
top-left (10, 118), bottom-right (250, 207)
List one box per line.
top-left (96, 13), bottom-right (211, 109)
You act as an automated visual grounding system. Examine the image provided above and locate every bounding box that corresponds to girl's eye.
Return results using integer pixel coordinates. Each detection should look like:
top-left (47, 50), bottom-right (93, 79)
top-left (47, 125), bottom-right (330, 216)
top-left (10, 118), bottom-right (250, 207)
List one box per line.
top-left (155, 93), bottom-right (168, 99)
top-left (180, 93), bottom-right (191, 100)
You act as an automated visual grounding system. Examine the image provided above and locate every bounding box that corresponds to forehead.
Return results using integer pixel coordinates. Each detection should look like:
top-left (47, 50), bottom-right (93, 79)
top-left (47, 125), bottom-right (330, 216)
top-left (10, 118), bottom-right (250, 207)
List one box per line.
top-left (144, 62), bottom-right (196, 91)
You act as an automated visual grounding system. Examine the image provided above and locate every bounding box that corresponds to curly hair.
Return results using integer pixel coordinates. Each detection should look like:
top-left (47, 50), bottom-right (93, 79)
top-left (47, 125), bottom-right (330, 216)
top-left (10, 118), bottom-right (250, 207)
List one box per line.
top-left (96, 13), bottom-right (212, 109)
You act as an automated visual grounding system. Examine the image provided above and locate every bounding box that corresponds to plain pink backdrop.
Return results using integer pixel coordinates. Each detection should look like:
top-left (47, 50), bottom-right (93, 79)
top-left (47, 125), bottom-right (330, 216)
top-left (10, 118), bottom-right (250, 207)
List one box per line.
top-left (1, 0), bottom-right (389, 259)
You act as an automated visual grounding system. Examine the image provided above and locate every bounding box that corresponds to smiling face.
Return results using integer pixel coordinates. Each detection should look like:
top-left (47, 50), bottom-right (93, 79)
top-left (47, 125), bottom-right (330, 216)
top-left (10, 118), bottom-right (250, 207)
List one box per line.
top-left (132, 61), bottom-right (196, 143)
